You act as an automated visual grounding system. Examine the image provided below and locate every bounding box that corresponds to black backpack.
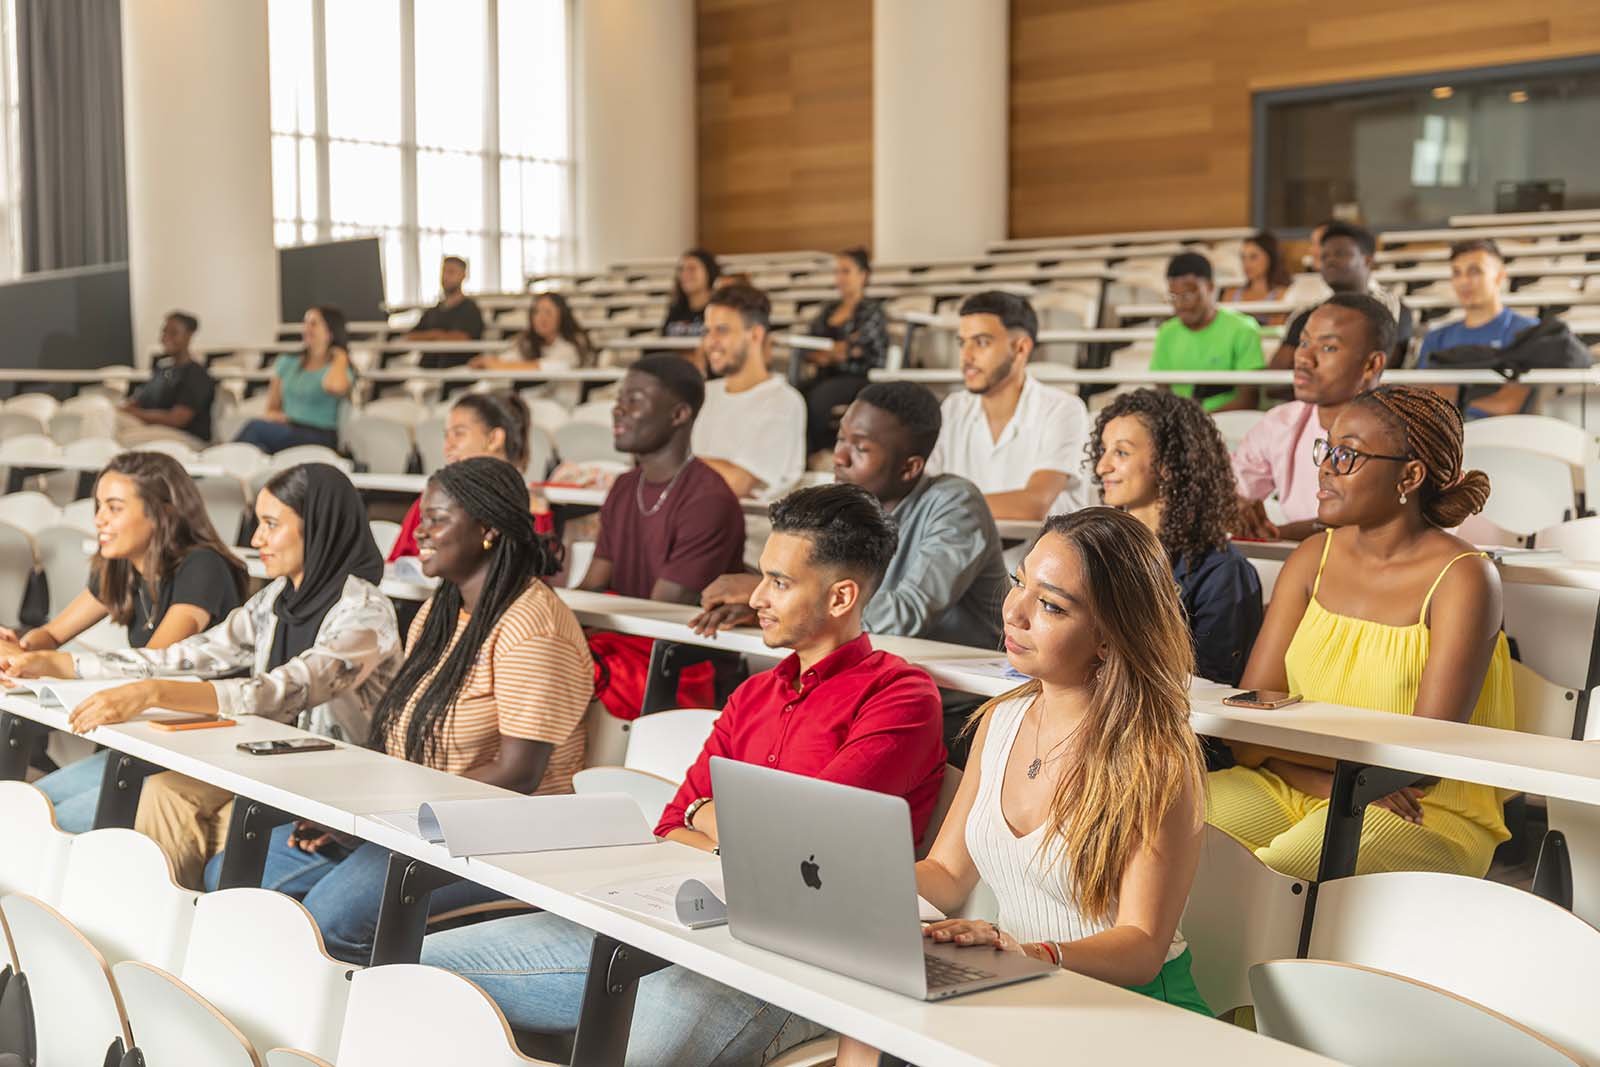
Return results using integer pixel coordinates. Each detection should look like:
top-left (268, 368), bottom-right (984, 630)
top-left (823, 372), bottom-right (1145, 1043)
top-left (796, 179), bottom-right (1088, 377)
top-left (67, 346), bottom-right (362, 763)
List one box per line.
top-left (1424, 315), bottom-right (1594, 377)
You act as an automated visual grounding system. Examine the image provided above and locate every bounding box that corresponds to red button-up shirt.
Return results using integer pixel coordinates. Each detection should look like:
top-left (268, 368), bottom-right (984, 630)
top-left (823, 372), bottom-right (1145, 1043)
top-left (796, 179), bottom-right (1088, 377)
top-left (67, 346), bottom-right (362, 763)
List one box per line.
top-left (656, 633), bottom-right (947, 839)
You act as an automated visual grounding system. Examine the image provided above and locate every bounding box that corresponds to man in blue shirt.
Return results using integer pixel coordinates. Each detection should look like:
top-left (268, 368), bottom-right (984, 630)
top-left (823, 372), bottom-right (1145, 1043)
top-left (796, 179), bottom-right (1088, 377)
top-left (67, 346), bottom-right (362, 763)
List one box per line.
top-left (1417, 238), bottom-right (1538, 418)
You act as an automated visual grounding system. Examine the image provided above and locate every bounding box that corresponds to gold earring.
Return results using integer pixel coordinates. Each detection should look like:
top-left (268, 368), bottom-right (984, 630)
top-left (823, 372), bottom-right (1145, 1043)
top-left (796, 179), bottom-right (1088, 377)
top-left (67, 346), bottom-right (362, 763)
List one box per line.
top-left (482, 537), bottom-right (494, 551)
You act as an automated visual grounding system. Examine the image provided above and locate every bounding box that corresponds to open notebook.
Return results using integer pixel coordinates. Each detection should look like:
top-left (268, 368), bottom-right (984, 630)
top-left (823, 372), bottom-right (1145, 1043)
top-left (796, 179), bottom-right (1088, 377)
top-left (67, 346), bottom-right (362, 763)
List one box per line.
top-left (1, 676), bottom-right (202, 717)
top-left (368, 793), bottom-right (657, 858)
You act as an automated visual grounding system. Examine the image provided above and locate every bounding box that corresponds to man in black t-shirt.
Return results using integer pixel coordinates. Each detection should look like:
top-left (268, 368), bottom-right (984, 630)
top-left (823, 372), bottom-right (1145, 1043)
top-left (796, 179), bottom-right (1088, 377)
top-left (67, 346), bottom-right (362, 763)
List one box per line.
top-left (407, 255), bottom-right (485, 340)
top-left (117, 311), bottom-right (216, 448)
top-left (1269, 221), bottom-right (1413, 369)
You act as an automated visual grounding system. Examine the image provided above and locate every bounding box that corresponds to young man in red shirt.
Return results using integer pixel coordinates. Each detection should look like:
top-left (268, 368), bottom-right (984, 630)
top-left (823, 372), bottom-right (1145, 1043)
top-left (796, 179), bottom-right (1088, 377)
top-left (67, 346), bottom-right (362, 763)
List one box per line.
top-left (423, 482), bottom-right (947, 1064)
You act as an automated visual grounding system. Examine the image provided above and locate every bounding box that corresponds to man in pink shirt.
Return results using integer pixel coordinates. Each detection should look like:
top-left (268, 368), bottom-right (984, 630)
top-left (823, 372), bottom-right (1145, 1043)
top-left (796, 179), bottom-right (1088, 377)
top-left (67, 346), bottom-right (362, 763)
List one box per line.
top-left (1234, 292), bottom-right (1392, 540)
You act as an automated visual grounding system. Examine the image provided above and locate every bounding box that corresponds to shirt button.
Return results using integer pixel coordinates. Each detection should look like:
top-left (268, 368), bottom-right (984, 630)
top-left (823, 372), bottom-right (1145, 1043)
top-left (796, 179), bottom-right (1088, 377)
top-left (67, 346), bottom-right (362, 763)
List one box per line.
top-left (767, 755), bottom-right (776, 763)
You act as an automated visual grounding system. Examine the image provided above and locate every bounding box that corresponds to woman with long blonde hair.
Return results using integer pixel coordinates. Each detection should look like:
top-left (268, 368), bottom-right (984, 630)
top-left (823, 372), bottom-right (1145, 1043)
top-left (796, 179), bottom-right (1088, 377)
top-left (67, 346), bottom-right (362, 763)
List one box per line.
top-left (838, 507), bottom-right (1208, 1063)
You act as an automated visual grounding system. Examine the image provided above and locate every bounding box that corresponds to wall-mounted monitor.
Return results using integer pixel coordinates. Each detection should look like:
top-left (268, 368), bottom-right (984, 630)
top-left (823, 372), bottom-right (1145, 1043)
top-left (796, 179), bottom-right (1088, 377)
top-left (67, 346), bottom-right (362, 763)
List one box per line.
top-left (278, 237), bottom-right (387, 324)
top-left (0, 263), bottom-right (133, 372)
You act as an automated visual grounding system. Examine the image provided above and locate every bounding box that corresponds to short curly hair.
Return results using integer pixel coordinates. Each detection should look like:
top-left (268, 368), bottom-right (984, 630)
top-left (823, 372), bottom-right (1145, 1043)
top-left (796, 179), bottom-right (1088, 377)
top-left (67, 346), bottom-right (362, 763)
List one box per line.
top-left (1088, 389), bottom-right (1237, 567)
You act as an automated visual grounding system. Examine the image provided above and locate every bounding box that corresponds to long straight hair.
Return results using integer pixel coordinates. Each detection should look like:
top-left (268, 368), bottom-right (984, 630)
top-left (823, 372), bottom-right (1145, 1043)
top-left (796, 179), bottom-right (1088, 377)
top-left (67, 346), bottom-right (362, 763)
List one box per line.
top-left (91, 452), bottom-right (248, 627)
top-left (518, 292), bottom-right (595, 367)
top-left (367, 457), bottom-right (563, 767)
top-left (973, 507), bottom-right (1205, 925)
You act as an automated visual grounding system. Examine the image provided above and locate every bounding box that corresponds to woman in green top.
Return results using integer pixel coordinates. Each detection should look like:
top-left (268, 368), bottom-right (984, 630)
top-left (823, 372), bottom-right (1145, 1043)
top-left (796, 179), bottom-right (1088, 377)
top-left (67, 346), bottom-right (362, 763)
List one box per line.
top-left (236, 305), bottom-right (354, 453)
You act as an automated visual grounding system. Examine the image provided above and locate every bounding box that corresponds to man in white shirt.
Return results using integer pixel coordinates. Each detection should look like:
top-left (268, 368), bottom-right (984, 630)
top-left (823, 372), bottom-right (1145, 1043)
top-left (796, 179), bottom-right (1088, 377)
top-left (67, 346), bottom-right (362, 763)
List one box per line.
top-left (925, 291), bottom-right (1090, 519)
top-left (692, 284), bottom-right (806, 499)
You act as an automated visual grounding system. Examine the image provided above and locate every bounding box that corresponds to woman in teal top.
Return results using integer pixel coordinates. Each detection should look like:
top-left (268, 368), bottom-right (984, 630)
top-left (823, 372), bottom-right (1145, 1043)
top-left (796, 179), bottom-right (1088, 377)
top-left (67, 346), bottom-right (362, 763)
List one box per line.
top-left (235, 305), bottom-right (353, 453)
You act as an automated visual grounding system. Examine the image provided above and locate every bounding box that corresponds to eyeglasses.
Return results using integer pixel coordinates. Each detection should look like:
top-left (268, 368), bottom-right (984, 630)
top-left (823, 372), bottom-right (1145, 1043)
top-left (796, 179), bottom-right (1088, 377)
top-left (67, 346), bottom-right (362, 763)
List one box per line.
top-left (1312, 437), bottom-right (1412, 476)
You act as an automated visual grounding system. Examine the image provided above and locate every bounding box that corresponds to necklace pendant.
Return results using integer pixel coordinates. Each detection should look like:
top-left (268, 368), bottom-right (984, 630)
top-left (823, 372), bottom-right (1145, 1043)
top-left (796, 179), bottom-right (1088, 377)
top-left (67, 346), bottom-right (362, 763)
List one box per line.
top-left (1027, 757), bottom-right (1042, 780)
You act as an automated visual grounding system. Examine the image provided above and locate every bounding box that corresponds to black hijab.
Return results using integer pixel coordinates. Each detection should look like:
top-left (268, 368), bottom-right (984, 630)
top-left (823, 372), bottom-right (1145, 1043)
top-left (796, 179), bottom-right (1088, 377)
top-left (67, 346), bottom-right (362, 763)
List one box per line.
top-left (266, 463), bottom-right (385, 669)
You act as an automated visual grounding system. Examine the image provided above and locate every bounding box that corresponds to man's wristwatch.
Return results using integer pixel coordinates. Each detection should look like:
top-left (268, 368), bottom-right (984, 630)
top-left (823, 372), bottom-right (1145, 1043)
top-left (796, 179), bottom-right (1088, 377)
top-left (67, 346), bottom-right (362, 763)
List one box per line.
top-left (683, 796), bottom-right (713, 831)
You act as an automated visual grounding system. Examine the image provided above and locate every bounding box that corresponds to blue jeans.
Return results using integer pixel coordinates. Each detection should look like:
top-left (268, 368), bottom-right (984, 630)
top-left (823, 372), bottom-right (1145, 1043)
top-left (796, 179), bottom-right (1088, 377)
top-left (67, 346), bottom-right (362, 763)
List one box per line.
top-left (234, 419), bottom-right (339, 455)
top-left (205, 824), bottom-right (506, 965)
top-left (421, 912), bottom-right (827, 1065)
top-left (35, 750), bottom-right (109, 833)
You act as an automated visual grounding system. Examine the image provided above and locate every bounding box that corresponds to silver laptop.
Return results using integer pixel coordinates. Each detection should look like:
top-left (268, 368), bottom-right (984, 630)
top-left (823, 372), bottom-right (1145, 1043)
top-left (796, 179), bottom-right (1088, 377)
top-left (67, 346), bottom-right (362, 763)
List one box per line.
top-left (710, 757), bottom-right (1055, 1000)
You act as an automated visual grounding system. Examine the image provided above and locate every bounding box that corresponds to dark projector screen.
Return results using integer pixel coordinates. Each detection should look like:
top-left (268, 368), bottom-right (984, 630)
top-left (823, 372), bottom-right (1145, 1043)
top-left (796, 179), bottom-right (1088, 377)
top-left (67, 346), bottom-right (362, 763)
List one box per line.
top-left (0, 263), bottom-right (132, 371)
top-left (279, 237), bottom-right (386, 324)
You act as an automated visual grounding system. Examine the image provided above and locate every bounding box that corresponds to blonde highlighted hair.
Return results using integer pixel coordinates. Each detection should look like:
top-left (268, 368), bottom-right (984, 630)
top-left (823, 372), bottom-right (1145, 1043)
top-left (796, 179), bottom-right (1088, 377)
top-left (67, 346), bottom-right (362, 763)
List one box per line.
top-left (971, 507), bottom-right (1205, 925)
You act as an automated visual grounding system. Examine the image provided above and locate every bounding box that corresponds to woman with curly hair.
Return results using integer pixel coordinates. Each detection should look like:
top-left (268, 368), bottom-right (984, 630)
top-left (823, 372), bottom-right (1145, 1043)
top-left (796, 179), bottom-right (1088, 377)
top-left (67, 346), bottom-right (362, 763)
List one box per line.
top-left (1091, 389), bottom-right (1263, 685)
top-left (1208, 385), bottom-right (1512, 881)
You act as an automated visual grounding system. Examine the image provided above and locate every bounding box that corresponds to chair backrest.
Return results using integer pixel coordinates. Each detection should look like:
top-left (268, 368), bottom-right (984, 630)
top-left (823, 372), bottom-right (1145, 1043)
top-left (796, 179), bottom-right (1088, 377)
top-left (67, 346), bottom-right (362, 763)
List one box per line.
top-left (0, 412), bottom-right (45, 440)
top-left (265, 1050), bottom-right (335, 1067)
top-left (569, 400), bottom-right (614, 426)
top-left (2, 434), bottom-right (61, 463)
top-left (0, 522), bottom-right (34, 628)
top-left (1464, 445), bottom-right (1575, 536)
top-left (344, 415), bottom-right (415, 475)
top-left (1512, 659), bottom-right (1584, 739)
top-left (197, 475), bottom-right (250, 547)
top-left (1307, 870), bottom-right (1600, 1063)
top-left (520, 395), bottom-right (571, 434)
top-left (200, 443), bottom-right (271, 480)
top-left (3, 393), bottom-right (59, 425)
top-left (1464, 414), bottom-right (1594, 473)
top-left (0, 894), bottom-right (132, 1065)
top-left (114, 961), bottom-right (261, 1067)
top-left (572, 766), bottom-right (679, 825)
top-left (270, 445), bottom-right (352, 473)
top-left (180, 889), bottom-right (352, 1061)
top-left (624, 708), bottom-right (720, 782)
top-left (916, 766), bottom-right (962, 860)
top-left (1250, 959), bottom-right (1582, 1067)
top-left (1182, 824), bottom-right (1308, 1015)
top-left (58, 497), bottom-right (97, 533)
top-left (369, 520), bottom-right (402, 558)
top-left (526, 424), bottom-right (556, 481)
top-left (35, 525), bottom-right (95, 618)
top-left (335, 965), bottom-right (548, 1066)
top-left (1501, 580), bottom-right (1600, 691)
top-left (553, 420), bottom-right (627, 464)
top-left (415, 414), bottom-right (448, 473)
top-left (0, 491), bottom-right (60, 537)
top-left (136, 439), bottom-right (200, 465)
top-left (0, 783), bottom-right (71, 904)
top-left (1534, 516), bottom-right (1600, 561)
top-left (58, 829), bottom-right (199, 973)
top-left (1210, 409), bottom-right (1266, 452)
top-left (63, 436), bottom-right (122, 466)
top-left (360, 396), bottom-right (428, 427)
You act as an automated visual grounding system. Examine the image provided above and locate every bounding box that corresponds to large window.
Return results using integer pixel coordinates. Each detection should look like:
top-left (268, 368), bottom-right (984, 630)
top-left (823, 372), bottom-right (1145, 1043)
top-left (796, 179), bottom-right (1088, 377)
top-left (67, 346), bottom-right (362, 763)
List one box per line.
top-left (270, 0), bottom-right (572, 305)
top-left (1255, 55), bottom-right (1600, 233)
top-left (0, 0), bottom-right (20, 283)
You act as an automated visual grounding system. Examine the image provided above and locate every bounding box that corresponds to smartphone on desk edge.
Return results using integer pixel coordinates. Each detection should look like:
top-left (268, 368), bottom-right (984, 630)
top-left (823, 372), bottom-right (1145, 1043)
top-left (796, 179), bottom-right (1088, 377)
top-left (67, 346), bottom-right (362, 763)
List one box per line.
top-left (1222, 690), bottom-right (1301, 710)
top-left (237, 738), bottom-right (336, 756)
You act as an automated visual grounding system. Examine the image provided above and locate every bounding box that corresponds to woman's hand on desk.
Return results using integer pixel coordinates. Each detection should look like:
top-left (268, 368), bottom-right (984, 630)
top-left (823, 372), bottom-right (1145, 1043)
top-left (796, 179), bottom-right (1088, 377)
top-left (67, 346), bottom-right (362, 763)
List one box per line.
top-left (0, 650), bottom-right (75, 682)
top-left (67, 680), bottom-right (160, 733)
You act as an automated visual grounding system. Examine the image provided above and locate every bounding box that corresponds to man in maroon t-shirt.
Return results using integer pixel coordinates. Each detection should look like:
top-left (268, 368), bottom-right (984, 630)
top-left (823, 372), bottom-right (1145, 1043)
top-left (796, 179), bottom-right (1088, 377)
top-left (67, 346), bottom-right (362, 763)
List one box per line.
top-left (580, 354), bottom-right (745, 718)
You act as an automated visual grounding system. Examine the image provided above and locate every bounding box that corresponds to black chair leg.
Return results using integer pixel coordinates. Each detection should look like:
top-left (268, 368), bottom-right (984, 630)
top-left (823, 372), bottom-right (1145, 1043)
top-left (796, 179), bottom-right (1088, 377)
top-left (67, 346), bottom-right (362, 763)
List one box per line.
top-left (1533, 829), bottom-right (1574, 910)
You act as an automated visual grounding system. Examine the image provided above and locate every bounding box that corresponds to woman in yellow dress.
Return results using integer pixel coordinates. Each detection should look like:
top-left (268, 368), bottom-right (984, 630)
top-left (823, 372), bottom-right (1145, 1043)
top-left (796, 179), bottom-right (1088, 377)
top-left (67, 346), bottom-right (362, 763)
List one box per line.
top-left (1207, 384), bottom-right (1512, 880)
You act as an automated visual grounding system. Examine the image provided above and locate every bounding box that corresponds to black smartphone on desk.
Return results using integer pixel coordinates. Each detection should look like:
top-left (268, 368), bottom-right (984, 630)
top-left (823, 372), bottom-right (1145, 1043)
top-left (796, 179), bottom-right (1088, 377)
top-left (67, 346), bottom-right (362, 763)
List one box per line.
top-left (237, 738), bottom-right (336, 756)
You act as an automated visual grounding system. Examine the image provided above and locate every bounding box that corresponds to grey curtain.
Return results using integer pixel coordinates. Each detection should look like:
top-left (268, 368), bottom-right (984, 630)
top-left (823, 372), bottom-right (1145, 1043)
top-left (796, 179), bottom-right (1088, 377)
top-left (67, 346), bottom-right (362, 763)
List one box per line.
top-left (17, 0), bottom-right (127, 272)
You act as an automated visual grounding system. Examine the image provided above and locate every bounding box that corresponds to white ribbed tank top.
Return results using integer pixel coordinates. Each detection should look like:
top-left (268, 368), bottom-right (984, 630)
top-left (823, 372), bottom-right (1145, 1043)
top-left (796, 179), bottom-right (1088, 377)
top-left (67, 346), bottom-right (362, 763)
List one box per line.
top-left (963, 692), bottom-right (1186, 960)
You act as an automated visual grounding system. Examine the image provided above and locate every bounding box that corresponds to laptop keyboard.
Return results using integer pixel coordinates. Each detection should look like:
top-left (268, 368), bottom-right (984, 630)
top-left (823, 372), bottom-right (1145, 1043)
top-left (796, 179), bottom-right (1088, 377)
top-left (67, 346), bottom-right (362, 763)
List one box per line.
top-left (924, 953), bottom-right (998, 989)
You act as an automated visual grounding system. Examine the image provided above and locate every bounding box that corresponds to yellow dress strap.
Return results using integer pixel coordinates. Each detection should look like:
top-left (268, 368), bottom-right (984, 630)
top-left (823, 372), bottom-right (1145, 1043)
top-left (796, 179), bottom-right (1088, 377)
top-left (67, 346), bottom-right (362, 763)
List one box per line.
top-left (1419, 551), bottom-right (1489, 625)
top-left (1311, 528), bottom-right (1336, 599)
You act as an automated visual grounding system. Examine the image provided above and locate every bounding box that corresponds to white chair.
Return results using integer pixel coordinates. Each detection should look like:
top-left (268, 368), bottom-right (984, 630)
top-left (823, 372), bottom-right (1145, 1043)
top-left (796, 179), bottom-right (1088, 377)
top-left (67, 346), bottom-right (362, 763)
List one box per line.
top-left (1465, 445), bottom-right (1575, 536)
top-left (369, 519), bottom-right (402, 558)
top-left (1251, 958), bottom-right (1581, 1066)
top-left (554, 420), bottom-right (626, 464)
top-left (915, 766), bottom-right (963, 860)
top-left (1464, 414), bottom-right (1594, 473)
top-left (46, 409), bottom-right (109, 445)
top-left (415, 414), bottom-right (448, 473)
top-left (135, 439), bottom-right (199, 465)
top-left (1210, 409), bottom-right (1266, 452)
top-left (0, 491), bottom-right (61, 540)
top-left (568, 400), bottom-right (614, 426)
top-left (1502, 580), bottom-right (1600, 691)
top-left (1457, 512), bottom-right (1527, 548)
top-left (180, 888), bottom-right (352, 1062)
top-left (360, 396), bottom-right (428, 427)
top-left (114, 961), bottom-right (261, 1067)
top-left (344, 413), bottom-right (416, 474)
top-left (571, 766), bottom-right (679, 825)
top-left (0, 783), bottom-right (71, 904)
top-left (57, 497), bottom-right (96, 532)
top-left (1307, 871), bottom-right (1600, 1063)
top-left (520, 394), bottom-right (571, 433)
top-left (526, 424), bottom-right (556, 481)
top-left (4, 393), bottom-right (59, 425)
top-left (333, 965), bottom-right (555, 1066)
top-left (1181, 824), bottom-right (1307, 1015)
top-left (34, 525), bottom-right (94, 618)
top-left (1, 434), bottom-right (61, 465)
top-left (63, 436), bottom-right (122, 468)
top-left (0, 412), bottom-right (46, 440)
top-left (623, 708), bottom-right (720, 782)
top-left (1534, 515), bottom-right (1600, 560)
top-left (0, 894), bottom-right (132, 1067)
top-left (0, 522), bottom-right (34, 628)
top-left (57, 829), bottom-right (199, 973)
top-left (270, 445), bottom-right (353, 474)
top-left (201, 442), bottom-right (271, 481)
top-left (1512, 659), bottom-right (1584, 740)
top-left (265, 1051), bottom-right (334, 1067)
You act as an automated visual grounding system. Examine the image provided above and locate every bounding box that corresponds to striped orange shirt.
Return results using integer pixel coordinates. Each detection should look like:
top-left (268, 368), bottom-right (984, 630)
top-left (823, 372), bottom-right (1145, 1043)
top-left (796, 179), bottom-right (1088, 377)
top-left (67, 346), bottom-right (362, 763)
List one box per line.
top-left (384, 580), bottom-right (594, 792)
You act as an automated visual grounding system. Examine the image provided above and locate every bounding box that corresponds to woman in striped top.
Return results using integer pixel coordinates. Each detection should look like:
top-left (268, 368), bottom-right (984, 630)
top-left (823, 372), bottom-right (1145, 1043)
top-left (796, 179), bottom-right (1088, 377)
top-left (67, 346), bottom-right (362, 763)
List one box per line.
top-left (203, 457), bottom-right (594, 964)
top-left (839, 508), bottom-right (1209, 1064)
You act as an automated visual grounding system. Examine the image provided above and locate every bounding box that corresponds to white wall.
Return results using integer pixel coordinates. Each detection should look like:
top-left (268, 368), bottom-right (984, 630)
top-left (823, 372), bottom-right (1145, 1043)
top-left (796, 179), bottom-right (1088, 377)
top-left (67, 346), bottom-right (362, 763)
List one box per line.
top-left (121, 0), bottom-right (278, 363)
top-left (873, 0), bottom-right (1008, 262)
top-left (573, 0), bottom-right (696, 272)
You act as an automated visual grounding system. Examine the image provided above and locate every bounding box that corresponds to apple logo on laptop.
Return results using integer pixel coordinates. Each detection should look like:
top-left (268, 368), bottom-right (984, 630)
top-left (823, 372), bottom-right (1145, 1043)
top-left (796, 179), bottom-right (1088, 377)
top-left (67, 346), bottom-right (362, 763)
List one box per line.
top-left (800, 854), bottom-right (822, 890)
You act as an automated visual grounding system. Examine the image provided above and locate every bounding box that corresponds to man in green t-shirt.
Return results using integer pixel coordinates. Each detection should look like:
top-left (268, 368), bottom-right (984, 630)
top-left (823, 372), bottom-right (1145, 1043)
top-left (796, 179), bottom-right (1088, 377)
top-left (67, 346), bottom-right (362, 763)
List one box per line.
top-left (1149, 251), bottom-right (1263, 413)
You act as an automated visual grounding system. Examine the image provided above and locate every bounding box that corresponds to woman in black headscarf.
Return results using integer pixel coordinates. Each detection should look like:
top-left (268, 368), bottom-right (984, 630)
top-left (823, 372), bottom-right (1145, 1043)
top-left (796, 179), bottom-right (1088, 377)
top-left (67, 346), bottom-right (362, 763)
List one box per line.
top-left (4, 464), bottom-right (406, 887)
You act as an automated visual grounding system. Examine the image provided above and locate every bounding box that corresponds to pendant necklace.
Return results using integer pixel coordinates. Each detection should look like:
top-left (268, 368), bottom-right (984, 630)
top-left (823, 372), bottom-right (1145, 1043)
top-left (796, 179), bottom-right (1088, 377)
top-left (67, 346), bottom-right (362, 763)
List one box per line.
top-left (635, 453), bottom-right (694, 518)
top-left (1028, 701), bottom-right (1069, 780)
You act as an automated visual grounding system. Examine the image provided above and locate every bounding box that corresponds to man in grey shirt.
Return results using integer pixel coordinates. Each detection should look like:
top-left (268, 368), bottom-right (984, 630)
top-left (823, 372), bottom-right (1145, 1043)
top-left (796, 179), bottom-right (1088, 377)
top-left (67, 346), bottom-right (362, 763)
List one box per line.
top-left (691, 381), bottom-right (1007, 649)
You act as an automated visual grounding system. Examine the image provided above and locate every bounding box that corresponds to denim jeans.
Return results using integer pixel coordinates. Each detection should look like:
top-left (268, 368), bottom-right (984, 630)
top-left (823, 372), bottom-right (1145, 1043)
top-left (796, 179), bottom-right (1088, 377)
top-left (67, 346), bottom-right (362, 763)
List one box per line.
top-left (35, 750), bottom-right (109, 833)
top-left (205, 824), bottom-right (506, 965)
top-left (234, 419), bottom-right (339, 455)
top-left (420, 911), bottom-right (827, 1066)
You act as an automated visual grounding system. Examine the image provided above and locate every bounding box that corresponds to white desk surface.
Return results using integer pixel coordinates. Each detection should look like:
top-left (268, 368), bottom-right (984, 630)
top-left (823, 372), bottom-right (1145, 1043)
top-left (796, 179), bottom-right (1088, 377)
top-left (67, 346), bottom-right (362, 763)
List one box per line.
top-left (1383, 221), bottom-right (1600, 246)
top-left (1376, 238), bottom-right (1600, 264)
top-left (359, 367), bottom-right (627, 383)
top-left (868, 367), bottom-right (1598, 387)
top-left (1376, 262), bottom-right (1600, 284)
top-left (1116, 299), bottom-right (1299, 319)
top-left (991, 227), bottom-right (1256, 252)
top-left (1230, 538), bottom-right (1600, 593)
top-left (0, 368), bottom-right (147, 383)
top-left (0, 452), bottom-right (229, 479)
top-left (1450, 210), bottom-right (1600, 228)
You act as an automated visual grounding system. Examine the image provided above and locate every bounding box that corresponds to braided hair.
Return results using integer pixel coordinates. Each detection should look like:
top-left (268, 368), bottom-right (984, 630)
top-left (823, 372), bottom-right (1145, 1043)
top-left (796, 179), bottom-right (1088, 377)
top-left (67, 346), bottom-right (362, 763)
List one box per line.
top-left (1352, 385), bottom-right (1491, 528)
top-left (367, 456), bottom-right (563, 767)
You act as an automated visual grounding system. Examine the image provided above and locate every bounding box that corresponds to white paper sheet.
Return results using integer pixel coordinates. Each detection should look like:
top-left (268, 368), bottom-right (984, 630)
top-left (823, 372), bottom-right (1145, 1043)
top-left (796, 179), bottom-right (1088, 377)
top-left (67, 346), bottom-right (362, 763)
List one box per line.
top-left (375, 793), bottom-right (657, 858)
top-left (583, 872), bottom-right (730, 929)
